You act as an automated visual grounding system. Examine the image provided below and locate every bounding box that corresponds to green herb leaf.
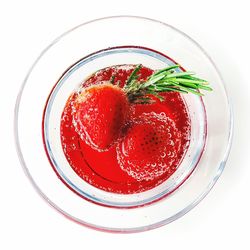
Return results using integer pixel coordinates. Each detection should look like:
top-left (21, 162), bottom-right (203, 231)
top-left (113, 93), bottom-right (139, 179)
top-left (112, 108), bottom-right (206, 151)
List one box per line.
top-left (126, 64), bottom-right (142, 85)
top-left (110, 74), bottom-right (115, 84)
top-left (124, 64), bottom-right (212, 103)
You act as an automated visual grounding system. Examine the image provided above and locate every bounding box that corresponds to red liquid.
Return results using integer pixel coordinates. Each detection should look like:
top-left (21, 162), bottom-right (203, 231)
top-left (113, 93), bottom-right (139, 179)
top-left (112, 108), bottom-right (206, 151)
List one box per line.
top-left (60, 65), bottom-right (191, 194)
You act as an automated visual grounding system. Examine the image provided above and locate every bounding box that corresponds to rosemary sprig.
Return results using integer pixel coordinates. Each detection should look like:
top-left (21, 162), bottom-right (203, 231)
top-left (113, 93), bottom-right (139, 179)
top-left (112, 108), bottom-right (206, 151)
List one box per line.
top-left (124, 64), bottom-right (212, 103)
top-left (110, 74), bottom-right (115, 84)
top-left (126, 64), bottom-right (142, 85)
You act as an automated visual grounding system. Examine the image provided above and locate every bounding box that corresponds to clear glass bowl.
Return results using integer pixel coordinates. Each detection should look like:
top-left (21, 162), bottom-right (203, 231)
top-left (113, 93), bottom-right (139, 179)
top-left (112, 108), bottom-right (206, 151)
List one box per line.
top-left (43, 46), bottom-right (207, 207)
top-left (15, 16), bottom-right (233, 233)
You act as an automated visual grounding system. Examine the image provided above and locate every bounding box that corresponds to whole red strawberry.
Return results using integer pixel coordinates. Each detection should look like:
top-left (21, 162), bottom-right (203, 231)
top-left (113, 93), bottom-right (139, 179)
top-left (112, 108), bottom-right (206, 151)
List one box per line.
top-left (116, 112), bottom-right (181, 181)
top-left (72, 82), bottom-right (129, 151)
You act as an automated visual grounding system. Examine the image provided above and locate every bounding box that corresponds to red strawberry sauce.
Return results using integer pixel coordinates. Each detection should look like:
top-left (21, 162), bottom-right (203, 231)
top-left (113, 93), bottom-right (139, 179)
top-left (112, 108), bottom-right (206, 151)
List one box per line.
top-left (60, 65), bottom-right (191, 194)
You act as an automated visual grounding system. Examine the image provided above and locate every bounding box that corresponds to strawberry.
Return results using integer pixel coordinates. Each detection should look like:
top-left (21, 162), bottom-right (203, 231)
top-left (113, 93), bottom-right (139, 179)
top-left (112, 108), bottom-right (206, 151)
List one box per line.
top-left (72, 82), bottom-right (129, 151)
top-left (116, 112), bottom-right (181, 181)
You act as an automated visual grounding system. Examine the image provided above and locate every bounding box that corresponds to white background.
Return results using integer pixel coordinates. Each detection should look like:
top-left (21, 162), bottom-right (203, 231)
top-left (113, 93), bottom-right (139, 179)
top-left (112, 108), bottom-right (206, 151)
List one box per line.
top-left (1, 0), bottom-right (250, 249)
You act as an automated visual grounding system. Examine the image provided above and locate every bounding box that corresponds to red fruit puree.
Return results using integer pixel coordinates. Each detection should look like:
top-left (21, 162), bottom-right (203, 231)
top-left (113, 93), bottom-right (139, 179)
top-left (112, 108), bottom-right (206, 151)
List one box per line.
top-left (60, 65), bottom-right (191, 194)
